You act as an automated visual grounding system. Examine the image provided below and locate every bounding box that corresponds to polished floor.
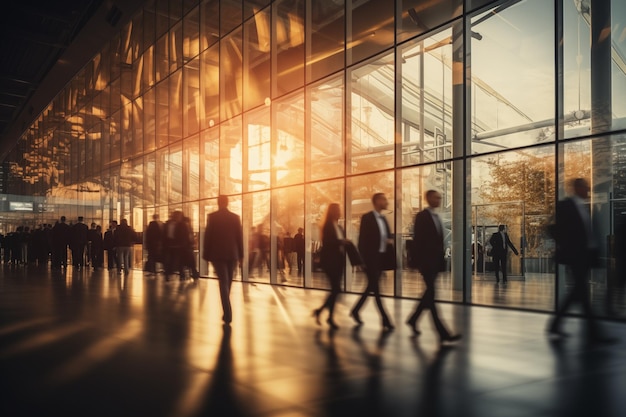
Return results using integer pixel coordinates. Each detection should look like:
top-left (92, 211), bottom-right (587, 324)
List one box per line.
top-left (1, 266), bottom-right (625, 417)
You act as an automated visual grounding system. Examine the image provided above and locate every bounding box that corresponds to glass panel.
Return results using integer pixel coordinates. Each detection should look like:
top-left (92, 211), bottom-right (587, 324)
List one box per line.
top-left (221, 0), bottom-right (243, 36)
top-left (170, 21), bottom-right (184, 72)
top-left (245, 0), bottom-right (271, 20)
top-left (273, 0), bottom-right (305, 97)
top-left (142, 45), bottom-right (155, 91)
top-left (243, 191), bottom-right (271, 282)
top-left (471, 146), bottom-right (555, 310)
top-left (348, 0), bottom-right (394, 65)
top-left (110, 110), bottom-right (121, 164)
top-left (397, 0), bottom-right (462, 43)
top-left (220, 116), bottom-right (243, 194)
top-left (399, 28), bottom-right (454, 166)
top-left (155, 33), bottom-right (169, 82)
top-left (349, 51), bottom-right (395, 174)
top-left (307, 74), bottom-right (344, 181)
top-left (274, 185), bottom-right (304, 286)
top-left (470, 0), bottom-right (555, 154)
top-left (307, 178), bottom-right (345, 290)
top-left (306, 0), bottom-right (345, 83)
top-left (200, 0), bottom-right (220, 51)
top-left (243, 7), bottom-right (271, 111)
top-left (132, 55), bottom-right (143, 99)
top-left (201, 44), bottom-right (220, 129)
top-left (220, 27), bottom-right (243, 121)
top-left (144, 88), bottom-right (156, 152)
top-left (613, 0), bottom-right (626, 130)
top-left (156, 0), bottom-right (170, 37)
top-left (144, 1), bottom-right (156, 49)
top-left (169, 68), bottom-right (183, 143)
top-left (144, 152), bottom-right (156, 207)
top-left (201, 127), bottom-right (219, 198)
top-left (183, 6), bottom-right (200, 61)
top-left (156, 80), bottom-right (169, 148)
top-left (156, 148), bottom-right (168, 205)
top-left (184, 134), bottom-right (200, 201)
top-left (273, 90), bottom-right (304, 186)
top-left (183, 57), bottom-right (201, 137)
top-left (346, 171), bottom-right (394, 295)
top-left (244, 106), bottom-right (271, 191)
top-left (132, 97), bottom-right (144, 157)
top-left (168, 144), bottom-right (183, 204)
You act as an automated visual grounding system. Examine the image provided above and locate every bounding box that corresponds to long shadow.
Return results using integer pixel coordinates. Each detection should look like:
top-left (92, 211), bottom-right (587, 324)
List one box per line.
top-left (313, 328), bottom-right (353, 417)
top-left (550, 339), bottom-right (616, 417)
top-left (194, 325), bottom-right (252, 417)
top-left (411, 339), bottom-right (455, 417)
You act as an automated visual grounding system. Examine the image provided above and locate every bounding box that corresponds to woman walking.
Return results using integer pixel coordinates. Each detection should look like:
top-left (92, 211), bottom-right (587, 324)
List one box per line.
top-left (313, 203), bottom-right (346, 330)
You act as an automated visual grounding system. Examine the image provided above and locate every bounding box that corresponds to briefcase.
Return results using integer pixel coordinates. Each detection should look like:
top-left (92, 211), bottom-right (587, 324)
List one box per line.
top-left (345, 241), bottom-right (363, 266)
top-left (381, 243), bottom-right (396, 271)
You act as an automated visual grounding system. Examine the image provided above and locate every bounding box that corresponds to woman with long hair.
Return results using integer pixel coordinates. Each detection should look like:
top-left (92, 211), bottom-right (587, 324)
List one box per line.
top-left (312, 203), bottom-right (346, 330)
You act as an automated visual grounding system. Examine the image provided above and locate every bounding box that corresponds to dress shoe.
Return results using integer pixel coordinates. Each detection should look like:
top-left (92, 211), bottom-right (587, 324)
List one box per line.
top-left (350, 310), bottom-right (363, 325)
top-left (326, 319), bottom-right (339, 330)
top-left (440, 334), bottom-right (462, 345)
top-left (382, 320), bottom-right (395, 331)
top-left (312, 309), bottom-right (322, 326)
top-left (405, 318), bottom-right (421, 336)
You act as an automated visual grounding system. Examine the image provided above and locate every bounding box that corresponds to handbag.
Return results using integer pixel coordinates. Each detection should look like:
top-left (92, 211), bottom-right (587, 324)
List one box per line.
top-left (345, 241), bottom-right (363, 266)
top-left (381, 243), bottom-right (396, 271)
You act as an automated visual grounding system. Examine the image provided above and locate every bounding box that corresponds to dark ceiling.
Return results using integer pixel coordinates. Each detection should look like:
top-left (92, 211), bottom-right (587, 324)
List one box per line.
top-left (0, 1), bottom-right (103, 146)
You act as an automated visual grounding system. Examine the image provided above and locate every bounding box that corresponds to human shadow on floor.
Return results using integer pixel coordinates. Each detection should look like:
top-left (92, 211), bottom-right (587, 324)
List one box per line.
top-left (193, 325), bottom-right (252, 417)
top-left (411, 338), bottom-right (455, 417)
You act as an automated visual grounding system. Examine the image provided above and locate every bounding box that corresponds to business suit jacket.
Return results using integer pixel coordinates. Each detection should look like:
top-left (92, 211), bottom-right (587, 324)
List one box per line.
top-left (554, 197), bottom-right (595, 266)
top-left (411, 209), bottom-right (445, 275)
top-left (358, 211), bottom-right (391, 269)
top-left (489, 232), bottom-right (518, 258)
top-left (202, 208), bottom-right (243, 263)
top-left (320, 221), bottom-right (344, 275)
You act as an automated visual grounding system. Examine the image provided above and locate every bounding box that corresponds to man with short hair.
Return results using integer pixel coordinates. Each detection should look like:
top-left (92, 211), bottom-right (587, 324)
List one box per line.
top-left (350, 193), bottom-right (395, 331)
top-left (407, 190), bottom-right (461, 345)
top-left (489, 224), bottom-right (519, 284)
top-left (203, 195), bottom-right (243, 324)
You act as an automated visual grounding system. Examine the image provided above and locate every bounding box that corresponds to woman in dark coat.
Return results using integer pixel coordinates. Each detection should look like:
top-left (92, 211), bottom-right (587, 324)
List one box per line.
top-left (312, 203), bottom-right (346, 330)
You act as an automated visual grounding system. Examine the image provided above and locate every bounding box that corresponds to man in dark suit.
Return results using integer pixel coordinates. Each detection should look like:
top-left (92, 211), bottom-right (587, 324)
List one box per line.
top-left (70, 216), bottom-right (89, 268)
top-left (407, 190), bottom-right (461, 345)
top-left (548, 178), bottom-right (605, 341)
top-left (489, 224), bottom-right (519, 284)
top-left (293, 227), bottom-right (305, 276)
top-left (51, 216), bottom-right (71, 269)
top-left (144, 214), bottom-right (163, 274)
top-left (350, 193), bottom-right (394, 331)
top-left (203, 195), bottom-right (243, 325)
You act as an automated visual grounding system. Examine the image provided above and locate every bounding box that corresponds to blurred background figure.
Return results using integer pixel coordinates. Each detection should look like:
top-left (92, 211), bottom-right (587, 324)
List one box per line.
top-left (144, 214), bottom-right (163, 275)
top-left (103, 221), bottom-right (117, 271)
top-left (293, 227), bottom-right (305, 276)
top-left (313, 203), bottom-right (345, 330)
top-left (548, 178), bottom-right (612, 343)
top-left (489, 224), bottom-right (519, 284)
top-left (70, 216), bottom-right (89, 269)
top-left (114, 219), bottom-right (136, 275)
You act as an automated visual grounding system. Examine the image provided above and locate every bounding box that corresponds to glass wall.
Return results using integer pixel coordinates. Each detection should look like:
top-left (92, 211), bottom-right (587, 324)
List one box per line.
top-left (3, 0), bottom-right (626, 319)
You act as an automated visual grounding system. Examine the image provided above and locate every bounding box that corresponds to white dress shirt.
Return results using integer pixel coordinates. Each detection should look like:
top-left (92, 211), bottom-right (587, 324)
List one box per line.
top-left (426, 207), bottom-right (442, 237)
top-left (373, 211), bottom-right (388, 253)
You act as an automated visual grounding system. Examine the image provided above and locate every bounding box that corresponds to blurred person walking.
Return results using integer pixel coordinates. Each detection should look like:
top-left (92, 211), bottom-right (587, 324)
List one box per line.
top-left (350, 193), bottom-right (395, 331)
top-left (203, 195), bottom-right (243, 325)
top-left (114, 219), bottom-right (136, 274)
top-left (548, 178), bottom-right (611, 343)
top-left (407, 190), bottom-right (461, 345)
top-left (51, 216), bottom-right (71, 269)
top-left (70, 216), bottom-right (89, 269)
top-left (103, 221), bottom-right (118, 270)
top-left (313, 203), bottom-right (346, 330)
top-left (144, 214), bottom-right (163, 275)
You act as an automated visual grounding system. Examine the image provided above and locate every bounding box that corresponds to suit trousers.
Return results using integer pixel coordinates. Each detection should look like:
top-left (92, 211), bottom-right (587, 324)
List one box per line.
top-left (493, 254), bottom-right (508, 281)
top-left (408, 271), bottom-right (450, 339)
top-left (117, 246), bottom-right (132, 272)
top-left (212, 260), bottom-right (237, 323)
top-left (71, 244), bottom-right (86, 267)
top-left (320, 266), bottom-right (342, 319)
top-left (352, 253), bottom-right (390, 323)
top-left (550, 261), bottom-right (597, 335)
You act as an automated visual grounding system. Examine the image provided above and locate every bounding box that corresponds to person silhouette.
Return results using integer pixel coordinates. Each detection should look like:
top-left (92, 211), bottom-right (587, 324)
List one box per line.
top-left (548, 178), bottom-right (611, 343)
top-left (350, 193), bottom-right (394, 331)
top-left (407, 190), bottom-right (461, 345)
top-left (489, 224), bottom-right (519, 284)
top-left (313, 203), bottom-right (346, 330)
top-left (202, 195), bottom-right (243, 324)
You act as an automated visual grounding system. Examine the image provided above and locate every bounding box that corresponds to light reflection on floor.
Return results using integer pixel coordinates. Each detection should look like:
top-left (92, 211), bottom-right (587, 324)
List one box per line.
top-left (0, 266), bottom-right (625, 417)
